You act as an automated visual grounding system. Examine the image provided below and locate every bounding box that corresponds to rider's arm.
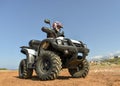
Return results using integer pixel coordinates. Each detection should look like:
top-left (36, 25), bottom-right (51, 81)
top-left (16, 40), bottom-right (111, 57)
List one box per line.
top-left (60, 33), bottom-right (65, 37)
top-left (41, 27), bottom-right (53, 34)
top-left (57, 31), bottom-right (65, 37)
top-left (60, 31), bottom-right (65, 37)
top-left (41, 27), bottom-right (57, 38)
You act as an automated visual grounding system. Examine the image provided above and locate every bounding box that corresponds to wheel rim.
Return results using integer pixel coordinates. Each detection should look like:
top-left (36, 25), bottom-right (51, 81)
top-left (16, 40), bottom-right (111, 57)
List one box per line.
top-left (77, 64), bottom-right (83, 71)
top-left (41, 58), bottom-right (51, 73)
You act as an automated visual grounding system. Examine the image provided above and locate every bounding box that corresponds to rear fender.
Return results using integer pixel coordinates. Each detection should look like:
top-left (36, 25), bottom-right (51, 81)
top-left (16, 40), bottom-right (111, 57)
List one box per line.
top-left (21, 48), bottom-right (37, 68)
top-left (21, 48), bottom-right (37, 55)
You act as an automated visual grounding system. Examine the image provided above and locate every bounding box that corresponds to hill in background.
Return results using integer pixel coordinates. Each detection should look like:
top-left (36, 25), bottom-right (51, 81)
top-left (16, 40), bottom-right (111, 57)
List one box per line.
top-left (90, 56), bottom-right (120, 66)
top-left (101, 57), bottom-right (120, 65)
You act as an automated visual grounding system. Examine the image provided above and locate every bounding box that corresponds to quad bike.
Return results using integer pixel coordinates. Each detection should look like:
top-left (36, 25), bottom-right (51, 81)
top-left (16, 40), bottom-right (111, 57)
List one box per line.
top-left (19, 19), bottom-right (90, 80)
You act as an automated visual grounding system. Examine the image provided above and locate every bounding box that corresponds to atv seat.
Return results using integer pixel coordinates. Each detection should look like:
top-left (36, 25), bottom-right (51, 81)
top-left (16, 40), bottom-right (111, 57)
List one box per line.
top-left (29, 40), bottom-right (41, 50)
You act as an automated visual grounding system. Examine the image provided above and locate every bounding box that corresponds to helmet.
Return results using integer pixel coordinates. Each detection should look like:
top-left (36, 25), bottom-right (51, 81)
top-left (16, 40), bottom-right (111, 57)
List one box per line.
top-left (52, 21), bottom-right (63, 29)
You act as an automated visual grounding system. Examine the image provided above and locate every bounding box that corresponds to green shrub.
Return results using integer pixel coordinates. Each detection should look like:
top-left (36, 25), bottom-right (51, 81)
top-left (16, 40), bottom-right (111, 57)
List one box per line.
top-left (102, 58), bottom-right (120, 65)
top-left (0, 68), bottom-right (7, 70)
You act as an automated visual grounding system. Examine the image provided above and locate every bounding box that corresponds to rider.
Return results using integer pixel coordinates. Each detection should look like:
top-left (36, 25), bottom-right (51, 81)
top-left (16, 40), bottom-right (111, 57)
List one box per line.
top-left (41, 21), bottom-right (65, 38)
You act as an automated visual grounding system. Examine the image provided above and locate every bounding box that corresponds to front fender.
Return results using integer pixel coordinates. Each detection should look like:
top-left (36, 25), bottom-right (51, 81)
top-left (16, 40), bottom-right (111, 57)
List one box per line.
top-left (20, 47), bottom-right (37, 68)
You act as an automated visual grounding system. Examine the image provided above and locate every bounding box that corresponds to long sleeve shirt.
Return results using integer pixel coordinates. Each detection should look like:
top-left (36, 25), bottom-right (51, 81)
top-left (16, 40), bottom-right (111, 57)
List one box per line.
top-left (41, 27), bottom-right (64, 38)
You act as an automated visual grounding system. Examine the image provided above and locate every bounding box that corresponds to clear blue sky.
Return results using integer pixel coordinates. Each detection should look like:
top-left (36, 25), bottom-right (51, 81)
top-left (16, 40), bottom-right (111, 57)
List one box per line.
top-left (0, 0), bottom-right (120, 69)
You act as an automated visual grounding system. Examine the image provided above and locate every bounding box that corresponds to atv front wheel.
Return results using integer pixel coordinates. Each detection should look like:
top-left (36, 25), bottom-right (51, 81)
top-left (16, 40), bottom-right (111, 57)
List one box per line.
top-left (68, 59), bottom-right (89, 78)
top-left (36, 50), bottom-right (62, 80)
top-left (19, 59), bottom-right (33, 79)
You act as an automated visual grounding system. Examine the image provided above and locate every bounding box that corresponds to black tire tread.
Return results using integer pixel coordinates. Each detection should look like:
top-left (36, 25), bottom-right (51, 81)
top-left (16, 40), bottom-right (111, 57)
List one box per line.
top-left (36, 50), bottom-right (62, 80)
top-left (68, 59), bottom-right (89, 78)
top-left (19, 59), bottom-right (33, 79)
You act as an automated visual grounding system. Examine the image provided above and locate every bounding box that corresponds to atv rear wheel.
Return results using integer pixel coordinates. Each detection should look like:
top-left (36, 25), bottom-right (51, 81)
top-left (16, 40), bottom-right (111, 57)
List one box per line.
top-left (68, 59), bottom-right (89, 78)
top-left (36, 50), bottom-right (62, 80)
top-left (19, 59), bottom-right (33, 79)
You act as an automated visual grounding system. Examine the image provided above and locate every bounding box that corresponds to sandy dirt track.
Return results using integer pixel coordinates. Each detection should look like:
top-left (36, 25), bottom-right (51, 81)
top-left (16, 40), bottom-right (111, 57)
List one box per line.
top-left (0, 65), bottom-right (120, 86)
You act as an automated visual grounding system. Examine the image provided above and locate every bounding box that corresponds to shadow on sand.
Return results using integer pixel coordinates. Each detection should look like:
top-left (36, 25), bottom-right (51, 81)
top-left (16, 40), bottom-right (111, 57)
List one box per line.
top-left (15, 75), bottom-right (72, 81)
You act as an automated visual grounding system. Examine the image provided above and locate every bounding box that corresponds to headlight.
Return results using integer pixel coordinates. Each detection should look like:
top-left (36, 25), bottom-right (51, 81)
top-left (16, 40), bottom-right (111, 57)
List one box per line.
top-left (57, 39), bottom-right (62, 45)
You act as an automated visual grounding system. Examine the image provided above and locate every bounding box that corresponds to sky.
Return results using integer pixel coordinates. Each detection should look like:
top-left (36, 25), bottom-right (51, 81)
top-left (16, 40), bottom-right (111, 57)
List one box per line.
top-left (0, 0), bottom-right (120, 69)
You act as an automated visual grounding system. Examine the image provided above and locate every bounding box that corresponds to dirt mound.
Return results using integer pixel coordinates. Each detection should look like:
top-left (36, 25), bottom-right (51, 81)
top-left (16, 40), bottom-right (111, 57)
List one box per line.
top-left (0, 66), bottom-right (120, 86)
